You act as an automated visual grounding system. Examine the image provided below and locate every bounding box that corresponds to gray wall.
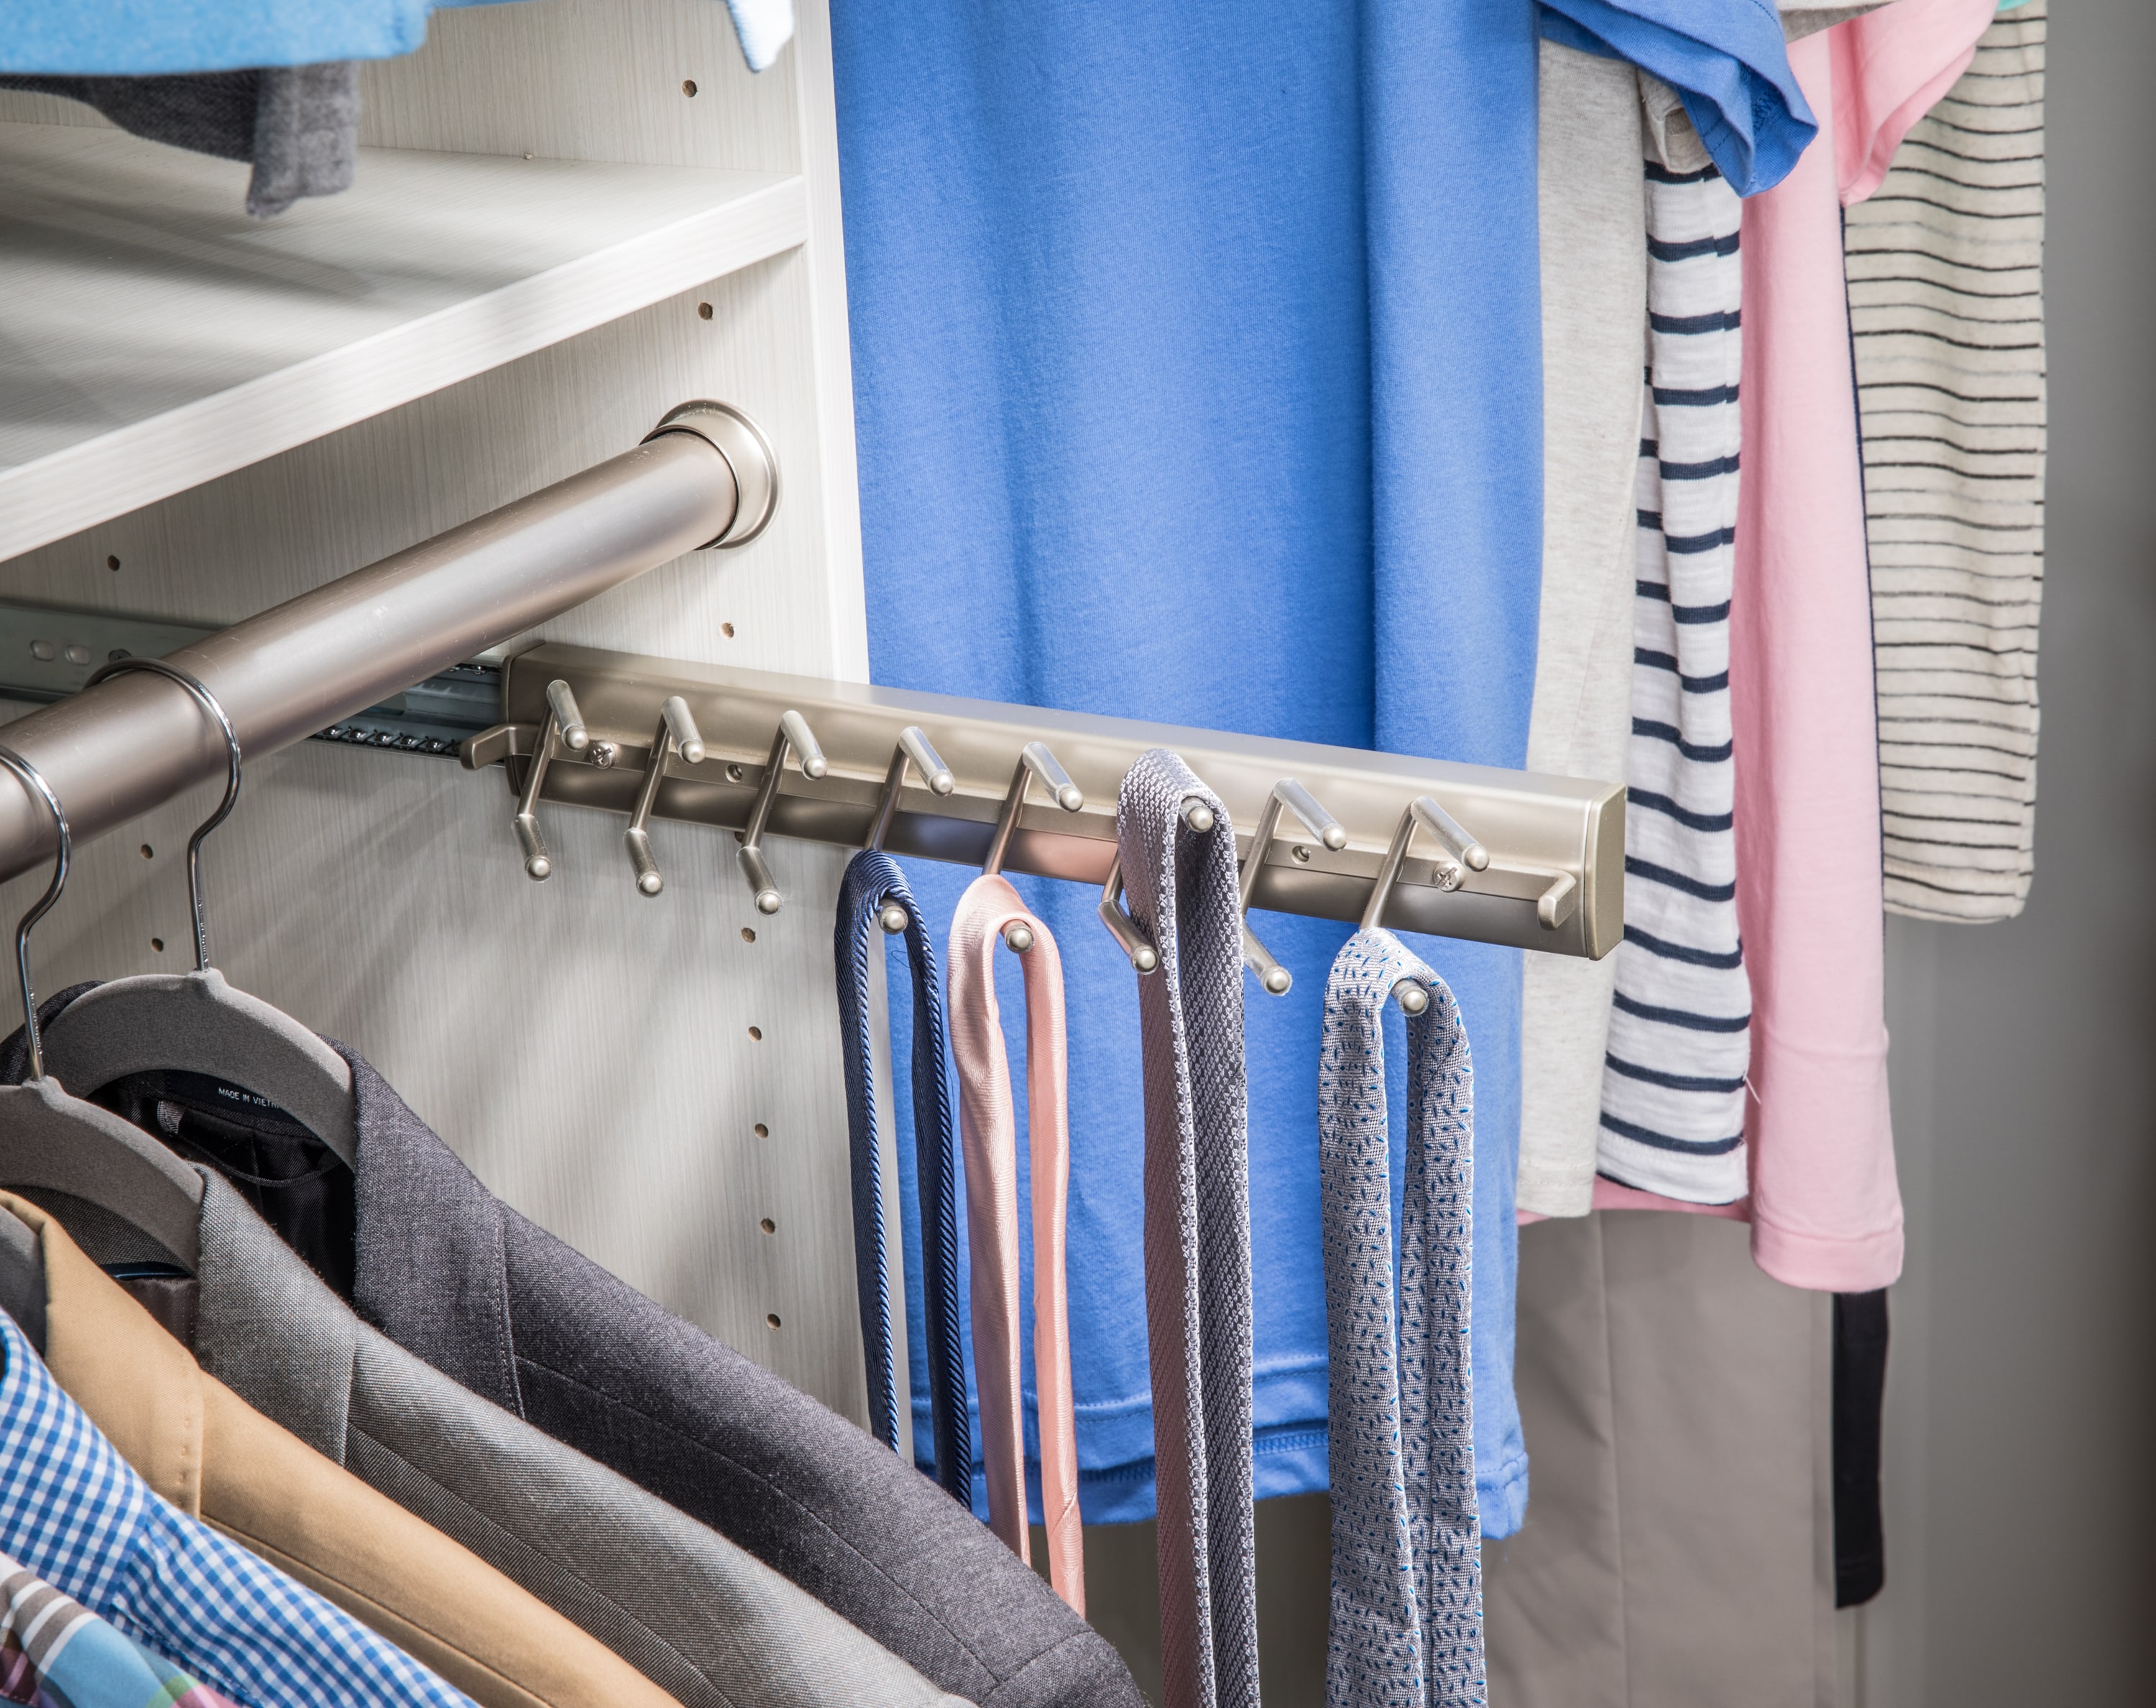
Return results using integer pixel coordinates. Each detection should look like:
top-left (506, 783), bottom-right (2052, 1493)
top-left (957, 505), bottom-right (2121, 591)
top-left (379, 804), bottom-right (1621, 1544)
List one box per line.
top-left (1853, 1), bottom-right (2156, 1700)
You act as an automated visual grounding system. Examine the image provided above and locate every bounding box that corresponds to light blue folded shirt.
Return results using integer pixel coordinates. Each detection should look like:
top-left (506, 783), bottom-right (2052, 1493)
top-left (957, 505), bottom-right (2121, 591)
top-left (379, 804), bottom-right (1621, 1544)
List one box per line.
top-left (1, 0), bottom-right (793, 75)
top-left (1539, 0), bottom-right (1818, 194)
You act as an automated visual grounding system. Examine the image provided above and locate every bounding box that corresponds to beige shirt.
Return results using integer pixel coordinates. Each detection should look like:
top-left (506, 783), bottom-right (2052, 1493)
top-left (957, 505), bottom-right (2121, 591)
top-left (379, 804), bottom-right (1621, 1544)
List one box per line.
top-left (7, 1193), bottom-right (687, 1708)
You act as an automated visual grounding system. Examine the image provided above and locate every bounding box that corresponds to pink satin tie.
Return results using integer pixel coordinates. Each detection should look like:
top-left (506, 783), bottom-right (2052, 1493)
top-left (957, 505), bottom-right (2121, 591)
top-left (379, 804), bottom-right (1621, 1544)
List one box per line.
top-left (946, 874), bottom-right (1084, 1614)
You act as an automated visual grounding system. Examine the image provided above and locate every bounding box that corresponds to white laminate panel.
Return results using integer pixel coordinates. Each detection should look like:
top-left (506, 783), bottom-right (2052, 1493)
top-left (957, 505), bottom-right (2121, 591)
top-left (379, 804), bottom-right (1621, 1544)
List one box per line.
top-left (0, 0), bottom-right (877, 1428)
top-left (361, 0), bottom-right (799, 175)
top-left (0, 121), bottom-right (803, 562)
top-left (0, 250), bottom-right (870, 1417)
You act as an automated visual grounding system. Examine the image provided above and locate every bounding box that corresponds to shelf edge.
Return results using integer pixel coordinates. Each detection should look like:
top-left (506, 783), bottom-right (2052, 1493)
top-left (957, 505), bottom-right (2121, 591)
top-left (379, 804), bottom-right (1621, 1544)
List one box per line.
top-left (0, 171), bottom-right (807, 564)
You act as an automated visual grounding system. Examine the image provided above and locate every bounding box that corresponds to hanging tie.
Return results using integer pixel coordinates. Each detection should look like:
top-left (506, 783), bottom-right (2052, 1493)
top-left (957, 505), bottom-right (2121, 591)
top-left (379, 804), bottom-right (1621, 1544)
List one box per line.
top-left (946, 874), bottom-right (1085, 1612)
top-left (1118, 748), bottom-right (1259, 1708)
top-left (1318, 929), bottom-right (1483, 1708)
top-left (834, 850), bottom-right (972, 1502)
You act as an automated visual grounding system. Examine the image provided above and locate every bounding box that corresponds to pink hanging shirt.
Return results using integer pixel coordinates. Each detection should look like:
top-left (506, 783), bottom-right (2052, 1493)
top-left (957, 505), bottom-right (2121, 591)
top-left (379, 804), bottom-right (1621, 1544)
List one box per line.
top-left (1588, 0), bottom-right (1996, 1293)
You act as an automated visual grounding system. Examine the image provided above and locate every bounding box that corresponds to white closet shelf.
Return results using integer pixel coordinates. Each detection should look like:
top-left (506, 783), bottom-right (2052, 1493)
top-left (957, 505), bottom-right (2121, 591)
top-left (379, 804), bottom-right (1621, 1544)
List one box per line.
top-left (0, 121), bottom-right (806, 563)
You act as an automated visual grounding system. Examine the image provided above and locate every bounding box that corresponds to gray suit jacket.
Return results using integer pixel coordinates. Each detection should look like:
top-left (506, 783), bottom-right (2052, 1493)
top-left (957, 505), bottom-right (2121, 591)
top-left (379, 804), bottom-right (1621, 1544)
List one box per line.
top-left (334, 1053), bottom-right (1138, 1708)
top-left (188, 1171), bottom-right (968, 1708)
top-left (0, 990), bottom-right (1138, 1708)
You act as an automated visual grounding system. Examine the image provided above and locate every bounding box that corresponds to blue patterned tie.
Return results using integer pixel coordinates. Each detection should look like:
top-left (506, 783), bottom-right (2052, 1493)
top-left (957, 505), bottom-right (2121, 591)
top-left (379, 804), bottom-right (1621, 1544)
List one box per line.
top-left (835, 849), bottom-right (971, 1501)
top-left (1318, 929), bottom-right (1485, 1708)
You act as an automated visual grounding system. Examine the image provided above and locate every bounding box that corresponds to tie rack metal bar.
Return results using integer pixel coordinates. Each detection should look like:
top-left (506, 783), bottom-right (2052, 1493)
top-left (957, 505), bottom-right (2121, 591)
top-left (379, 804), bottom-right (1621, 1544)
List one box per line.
top-left (462, 644), bottom-right (1624, 959)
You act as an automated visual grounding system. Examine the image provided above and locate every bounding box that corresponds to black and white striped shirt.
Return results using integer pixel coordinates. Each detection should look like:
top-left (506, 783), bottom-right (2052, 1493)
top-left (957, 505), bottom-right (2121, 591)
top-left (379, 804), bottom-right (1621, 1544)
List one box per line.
top-left (1598, 161), bottom-right (1751, 1205)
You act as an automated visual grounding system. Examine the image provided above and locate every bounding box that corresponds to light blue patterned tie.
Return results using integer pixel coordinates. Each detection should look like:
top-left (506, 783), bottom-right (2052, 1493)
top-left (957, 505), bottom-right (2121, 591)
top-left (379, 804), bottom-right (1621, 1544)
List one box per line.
top-left (1318, 928), bottom-right (1484, 1708)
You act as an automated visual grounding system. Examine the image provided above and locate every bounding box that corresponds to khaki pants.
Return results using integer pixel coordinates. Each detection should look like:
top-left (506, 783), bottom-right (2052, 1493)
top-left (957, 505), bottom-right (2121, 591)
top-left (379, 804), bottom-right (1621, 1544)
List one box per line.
top-left (1483, 1211), bottom-right (1836, 1708)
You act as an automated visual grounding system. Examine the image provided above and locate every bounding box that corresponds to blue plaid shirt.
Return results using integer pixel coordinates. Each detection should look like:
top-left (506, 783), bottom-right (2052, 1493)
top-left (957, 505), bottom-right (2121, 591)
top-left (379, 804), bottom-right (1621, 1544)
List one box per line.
top-left (0, 1307), bottom-right (476, 1708)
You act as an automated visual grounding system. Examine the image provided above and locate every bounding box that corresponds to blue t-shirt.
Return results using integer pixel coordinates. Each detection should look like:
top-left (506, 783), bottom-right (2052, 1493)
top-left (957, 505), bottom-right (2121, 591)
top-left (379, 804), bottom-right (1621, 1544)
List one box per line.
top-left (0, 0), bottom-right (766, 74)
top-left (1, 1), bottom-right (449, 71)
top-left (1539, 0), bottom-right (1818, 195)
top-left (833, 0), bottom-right (1541, 1536)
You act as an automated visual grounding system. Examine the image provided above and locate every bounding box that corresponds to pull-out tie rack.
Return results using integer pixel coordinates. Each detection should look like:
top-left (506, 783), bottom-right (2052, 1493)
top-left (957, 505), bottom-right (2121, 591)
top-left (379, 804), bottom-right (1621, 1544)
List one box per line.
top-left (462, 646), bottom-right (1623, 960)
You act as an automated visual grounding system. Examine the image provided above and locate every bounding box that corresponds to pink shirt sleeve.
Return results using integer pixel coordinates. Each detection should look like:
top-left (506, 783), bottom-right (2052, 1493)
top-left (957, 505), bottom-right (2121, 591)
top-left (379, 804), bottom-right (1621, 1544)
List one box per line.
top-left (1830, 0), bottom-right (2003, 205)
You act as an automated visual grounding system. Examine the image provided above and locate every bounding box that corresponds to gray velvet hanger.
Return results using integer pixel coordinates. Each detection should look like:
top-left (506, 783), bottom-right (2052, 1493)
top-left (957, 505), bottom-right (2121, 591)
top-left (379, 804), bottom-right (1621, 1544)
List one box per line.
top-left (0, 740), bottom-right (203, 1273)
top-left (36, 660), bottom-right (355, 1166)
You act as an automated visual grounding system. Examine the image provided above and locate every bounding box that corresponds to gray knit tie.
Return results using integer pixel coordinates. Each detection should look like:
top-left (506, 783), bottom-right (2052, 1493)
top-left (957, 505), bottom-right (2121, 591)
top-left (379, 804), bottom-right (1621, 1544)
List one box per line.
top-left (1118, 748), bottom-right (1260, 1708)
top-left (1318, 929), bottom-right (1483, 1708)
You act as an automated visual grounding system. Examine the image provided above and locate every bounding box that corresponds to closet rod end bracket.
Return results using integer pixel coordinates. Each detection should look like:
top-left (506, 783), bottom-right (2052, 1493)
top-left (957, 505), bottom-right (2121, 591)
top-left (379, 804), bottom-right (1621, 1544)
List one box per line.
top-left (645, 402), bottom-right (780, 550)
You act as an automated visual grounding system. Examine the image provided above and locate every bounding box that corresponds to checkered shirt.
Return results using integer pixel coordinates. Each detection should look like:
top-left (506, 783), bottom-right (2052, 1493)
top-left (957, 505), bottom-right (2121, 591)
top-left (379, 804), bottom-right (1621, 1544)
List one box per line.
top-left (0, 1307), bottom-right (475, 1708)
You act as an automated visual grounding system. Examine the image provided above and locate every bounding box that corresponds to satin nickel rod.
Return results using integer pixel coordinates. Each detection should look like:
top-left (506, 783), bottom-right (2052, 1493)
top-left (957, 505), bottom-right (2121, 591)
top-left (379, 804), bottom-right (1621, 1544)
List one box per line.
top-left (0, 407), bottom-right (763, 887)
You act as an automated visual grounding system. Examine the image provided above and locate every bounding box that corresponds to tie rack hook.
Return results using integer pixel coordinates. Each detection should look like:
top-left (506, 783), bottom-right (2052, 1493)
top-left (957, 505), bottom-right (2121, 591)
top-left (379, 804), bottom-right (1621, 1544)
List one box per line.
top-left (1360, 795), bottom-right (1488, 1013)
top-left (1097, 853), bottom-right (1158, 974)
top-left (1095, 788), bottom-right (1225, 977)
top-left (623, 696), bottom-right (708, 897)
top-left (983, 742), bottom-right (1083, 953)
top-left (511, 678), bottom-right (587, 881)
top-left (738, 709), bottom-right (828, 915)
top-left (1234, 777), bottom-right (1348, 997)
top-left (1360, 794), bottom-right (1488, 932)
top-left (865, 726), bottom-right (955, 934)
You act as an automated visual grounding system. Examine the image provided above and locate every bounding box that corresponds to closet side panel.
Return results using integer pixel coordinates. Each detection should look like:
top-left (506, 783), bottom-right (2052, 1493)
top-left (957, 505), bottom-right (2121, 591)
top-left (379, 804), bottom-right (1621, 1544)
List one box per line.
top-left (359, 0), bottom-right (799, 175)
top-left (0, 254), bottom-right (875, 1420)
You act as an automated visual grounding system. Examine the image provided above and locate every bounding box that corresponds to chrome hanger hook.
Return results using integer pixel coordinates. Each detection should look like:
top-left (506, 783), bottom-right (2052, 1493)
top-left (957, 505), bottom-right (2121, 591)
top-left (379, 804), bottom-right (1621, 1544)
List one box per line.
top-left (86, 657), bottom-right (239, 972)
top-left (0, 744), bottom-right (70, 1083)
top-left (865, 726), bottom-right (955, 935)
top-left (737, 709), bottom-right (829, 915)
top-left (982, 742), bottom-right (1082, 952)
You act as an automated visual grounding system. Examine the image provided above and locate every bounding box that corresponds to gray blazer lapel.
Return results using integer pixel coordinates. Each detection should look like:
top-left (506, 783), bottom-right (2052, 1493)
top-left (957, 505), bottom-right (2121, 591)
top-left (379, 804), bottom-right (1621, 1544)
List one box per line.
top-left (336, 1042), bottom-right (521, 1415)
top-left (194, 1168), bottom-right (354, 1462)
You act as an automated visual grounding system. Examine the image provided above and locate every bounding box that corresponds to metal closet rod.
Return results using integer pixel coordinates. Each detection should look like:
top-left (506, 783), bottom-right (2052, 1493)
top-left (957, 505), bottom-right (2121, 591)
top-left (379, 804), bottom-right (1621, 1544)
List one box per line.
top-left (0, 402), bottom-right (774, 888)
top-left (464, 645), bottom-right (1626, 961)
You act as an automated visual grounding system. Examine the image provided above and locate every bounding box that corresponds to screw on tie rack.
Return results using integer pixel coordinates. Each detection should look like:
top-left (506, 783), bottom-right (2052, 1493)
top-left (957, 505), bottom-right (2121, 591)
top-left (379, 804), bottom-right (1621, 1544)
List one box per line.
top-left (1360, 794), bottom-right (1489, 1012)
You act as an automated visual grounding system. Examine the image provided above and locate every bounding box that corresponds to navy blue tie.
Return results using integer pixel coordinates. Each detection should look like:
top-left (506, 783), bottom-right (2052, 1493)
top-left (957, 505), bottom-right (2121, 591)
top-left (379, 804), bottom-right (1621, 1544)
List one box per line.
top-left (835, 850), bottom-right (971, 1500)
